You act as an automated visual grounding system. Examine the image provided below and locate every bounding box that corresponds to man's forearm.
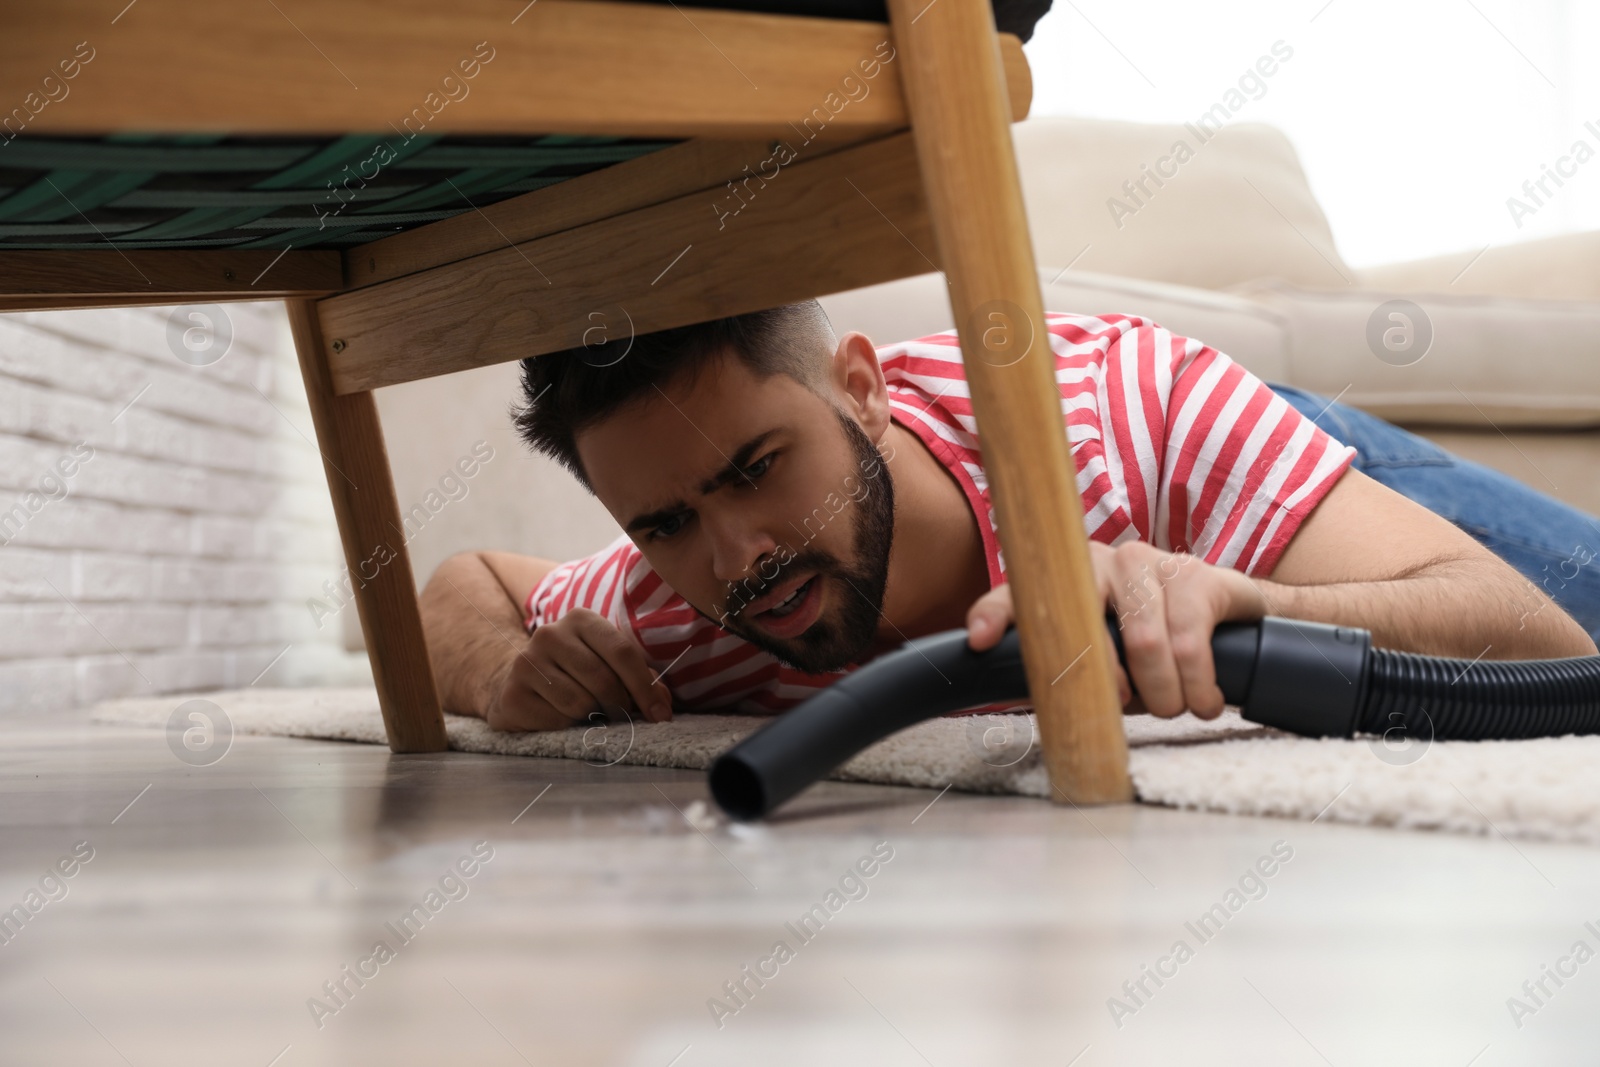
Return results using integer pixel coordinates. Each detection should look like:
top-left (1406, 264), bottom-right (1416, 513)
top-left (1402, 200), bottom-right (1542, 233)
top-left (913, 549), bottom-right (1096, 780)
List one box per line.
top-left (1256, 555), bottom-right (1598, 660)
top-left (419, 553), bottom-right (526, 719)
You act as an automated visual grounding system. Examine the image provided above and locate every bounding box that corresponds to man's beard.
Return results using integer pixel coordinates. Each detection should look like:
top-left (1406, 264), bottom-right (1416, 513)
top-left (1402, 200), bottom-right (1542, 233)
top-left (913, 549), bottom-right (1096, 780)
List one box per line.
top-left (707, 408), bottom-right (895, 674)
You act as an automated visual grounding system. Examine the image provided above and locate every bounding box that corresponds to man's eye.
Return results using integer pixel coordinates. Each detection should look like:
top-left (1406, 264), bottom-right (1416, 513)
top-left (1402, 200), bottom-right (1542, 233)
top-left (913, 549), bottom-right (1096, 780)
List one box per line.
top-left (745, 453), bottom-right (775, 480)
top-left (650, 514), bottom-right (687, 542)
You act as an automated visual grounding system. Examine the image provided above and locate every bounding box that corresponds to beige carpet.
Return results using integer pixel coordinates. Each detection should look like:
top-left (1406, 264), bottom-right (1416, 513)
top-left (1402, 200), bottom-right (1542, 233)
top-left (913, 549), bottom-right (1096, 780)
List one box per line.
top-left (92, 687), bottom-right (1600, 845)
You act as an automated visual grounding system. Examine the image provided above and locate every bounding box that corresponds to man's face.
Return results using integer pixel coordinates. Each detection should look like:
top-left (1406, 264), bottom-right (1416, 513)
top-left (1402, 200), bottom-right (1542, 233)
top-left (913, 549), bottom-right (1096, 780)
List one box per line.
top-left (578, 350), bottom-right (895, 674)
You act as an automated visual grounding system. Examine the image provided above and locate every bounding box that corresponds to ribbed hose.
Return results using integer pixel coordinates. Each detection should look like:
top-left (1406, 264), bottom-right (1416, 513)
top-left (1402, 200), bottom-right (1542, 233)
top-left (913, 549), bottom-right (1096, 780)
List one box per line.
top-left (709, 611), bottom-right (1600, 820)
top-left (1359, 648), bottom-right (1600, 741)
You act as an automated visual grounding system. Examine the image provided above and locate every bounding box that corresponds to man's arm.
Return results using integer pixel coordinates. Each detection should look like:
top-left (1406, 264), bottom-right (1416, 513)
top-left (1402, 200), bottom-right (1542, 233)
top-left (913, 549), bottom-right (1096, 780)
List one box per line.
top-left (419, 549), bottom-right (674, 730)
top-left (965, 466), bottom-right (1597, 720)
top-left (419, 551), bottom-right (556, 719)
top-left (972, 321), bottom-right (1594, 718)
top-left (1261, 467), bottom-right (1597, 659)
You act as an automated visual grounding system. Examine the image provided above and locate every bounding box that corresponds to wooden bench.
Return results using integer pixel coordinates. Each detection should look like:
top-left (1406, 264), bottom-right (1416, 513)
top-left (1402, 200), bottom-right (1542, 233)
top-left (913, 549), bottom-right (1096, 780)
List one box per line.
top-left (2, 0), bottom-right (1131, 803)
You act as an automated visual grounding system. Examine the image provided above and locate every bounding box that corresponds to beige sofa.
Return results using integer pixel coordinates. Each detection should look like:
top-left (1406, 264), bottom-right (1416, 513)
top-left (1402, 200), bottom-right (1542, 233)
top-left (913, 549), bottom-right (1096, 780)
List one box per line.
top-left (363, 115), bottom-right (1600, 651)
top-left (832, 116), bottom-right (1600, 502)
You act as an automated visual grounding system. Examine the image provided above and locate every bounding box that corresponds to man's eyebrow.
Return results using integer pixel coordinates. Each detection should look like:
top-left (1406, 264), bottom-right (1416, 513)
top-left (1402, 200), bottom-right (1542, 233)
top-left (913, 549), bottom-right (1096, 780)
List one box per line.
top-left (623, 429), bottom-right (777, 534)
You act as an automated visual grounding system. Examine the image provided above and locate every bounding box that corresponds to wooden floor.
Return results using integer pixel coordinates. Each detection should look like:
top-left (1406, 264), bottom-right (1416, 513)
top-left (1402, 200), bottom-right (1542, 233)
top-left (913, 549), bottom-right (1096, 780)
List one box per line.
top-left (2, 708), bottom-right (1598, 1065)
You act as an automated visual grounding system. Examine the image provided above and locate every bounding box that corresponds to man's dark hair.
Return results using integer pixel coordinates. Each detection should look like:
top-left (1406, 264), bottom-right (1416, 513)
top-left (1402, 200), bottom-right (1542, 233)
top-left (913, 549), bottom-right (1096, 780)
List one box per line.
top-left (513, 301), bottom-right (837, 493)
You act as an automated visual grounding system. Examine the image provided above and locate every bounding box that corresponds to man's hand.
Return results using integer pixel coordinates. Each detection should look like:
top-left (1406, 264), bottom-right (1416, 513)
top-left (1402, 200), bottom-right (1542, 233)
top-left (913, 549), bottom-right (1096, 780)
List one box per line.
top-left (964, 540), bottom-right (1269, 720)
top-left (486, 608), bottom-right (675, 733)
top-left (420, 551), bottom-right (676, 733)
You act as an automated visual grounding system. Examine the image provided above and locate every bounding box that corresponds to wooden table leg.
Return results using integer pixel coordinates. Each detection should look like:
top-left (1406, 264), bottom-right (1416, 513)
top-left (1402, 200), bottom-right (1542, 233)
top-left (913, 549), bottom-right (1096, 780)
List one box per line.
top-left (885, 0), bottom-right (1132, 803)
top-left (286, 299), bottom-right (448, 754)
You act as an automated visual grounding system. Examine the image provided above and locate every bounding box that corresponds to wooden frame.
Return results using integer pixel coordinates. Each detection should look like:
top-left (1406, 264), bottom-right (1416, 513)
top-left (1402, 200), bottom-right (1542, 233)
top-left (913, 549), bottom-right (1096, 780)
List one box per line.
top-left (0, 251), bottom-right (345, 313)
top-left (2, 0), bottom-right (1029, 138)
top-left (319, 131), bottom-right (938, 393)
top-left (5, 0), bottom-right (1131, 800)
top-left (885, 0), bottom-right (1129, 803)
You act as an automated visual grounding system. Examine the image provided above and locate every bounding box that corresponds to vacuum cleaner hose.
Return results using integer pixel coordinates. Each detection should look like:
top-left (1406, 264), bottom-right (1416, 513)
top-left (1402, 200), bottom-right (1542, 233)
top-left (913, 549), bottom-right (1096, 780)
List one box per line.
top-left (708, 610), bottom-right (1600, 820)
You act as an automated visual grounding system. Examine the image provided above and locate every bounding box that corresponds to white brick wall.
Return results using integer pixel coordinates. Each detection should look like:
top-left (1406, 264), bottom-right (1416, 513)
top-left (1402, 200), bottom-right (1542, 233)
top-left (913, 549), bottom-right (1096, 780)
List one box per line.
top-left (0, 301), bottom-right (373, 716)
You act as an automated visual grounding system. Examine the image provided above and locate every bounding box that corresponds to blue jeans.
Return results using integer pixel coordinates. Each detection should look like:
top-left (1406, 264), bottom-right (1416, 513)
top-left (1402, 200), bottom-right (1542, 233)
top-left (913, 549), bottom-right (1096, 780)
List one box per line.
top-left (1268, 383), bottom-right (1600, 645)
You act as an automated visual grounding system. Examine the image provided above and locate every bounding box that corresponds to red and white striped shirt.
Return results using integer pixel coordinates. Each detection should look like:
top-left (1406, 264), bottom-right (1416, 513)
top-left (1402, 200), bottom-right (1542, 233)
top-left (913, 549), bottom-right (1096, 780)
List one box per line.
top-left (524, 312), bottom-right (1357, 716)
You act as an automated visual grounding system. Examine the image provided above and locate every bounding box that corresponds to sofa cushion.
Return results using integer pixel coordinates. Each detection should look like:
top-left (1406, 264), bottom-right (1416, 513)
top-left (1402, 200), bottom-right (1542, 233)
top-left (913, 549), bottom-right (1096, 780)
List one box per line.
top-left (1012, 116), bottom-right (1351, 293)
top-left (818, 268), bottom-right (1292, 383)
top-left (1231, 279), bottom-right (1600, 428)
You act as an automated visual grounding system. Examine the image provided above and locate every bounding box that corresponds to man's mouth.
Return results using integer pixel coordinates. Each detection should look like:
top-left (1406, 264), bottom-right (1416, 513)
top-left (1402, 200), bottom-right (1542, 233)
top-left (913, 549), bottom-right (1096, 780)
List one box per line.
top-left (762, 576), bottom-right (813, 617)
top-left (751, 573), bottom-right (823, 637)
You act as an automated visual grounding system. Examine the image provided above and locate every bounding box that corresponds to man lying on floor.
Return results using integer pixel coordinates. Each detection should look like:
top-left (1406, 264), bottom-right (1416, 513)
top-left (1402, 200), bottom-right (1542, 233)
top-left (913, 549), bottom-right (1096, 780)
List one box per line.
top-left (419, 302), bottom-right (1600, 731)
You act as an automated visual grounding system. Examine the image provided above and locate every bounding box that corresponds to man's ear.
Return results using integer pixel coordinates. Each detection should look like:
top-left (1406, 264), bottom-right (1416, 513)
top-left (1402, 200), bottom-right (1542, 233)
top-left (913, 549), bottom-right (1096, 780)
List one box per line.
top-left (832, 331), bottom-right (890, 437)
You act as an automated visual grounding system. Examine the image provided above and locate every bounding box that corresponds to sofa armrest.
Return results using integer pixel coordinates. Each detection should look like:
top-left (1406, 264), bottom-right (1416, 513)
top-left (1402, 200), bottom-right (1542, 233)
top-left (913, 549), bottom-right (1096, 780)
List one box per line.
top-left (1355, 231), bottom-right (1600, 303)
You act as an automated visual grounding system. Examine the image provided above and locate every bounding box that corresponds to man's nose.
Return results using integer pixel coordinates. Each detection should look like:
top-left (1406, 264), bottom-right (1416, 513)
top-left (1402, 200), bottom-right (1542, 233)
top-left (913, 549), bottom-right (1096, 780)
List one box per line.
top-left (707, 515), bottom-right (781, 588)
